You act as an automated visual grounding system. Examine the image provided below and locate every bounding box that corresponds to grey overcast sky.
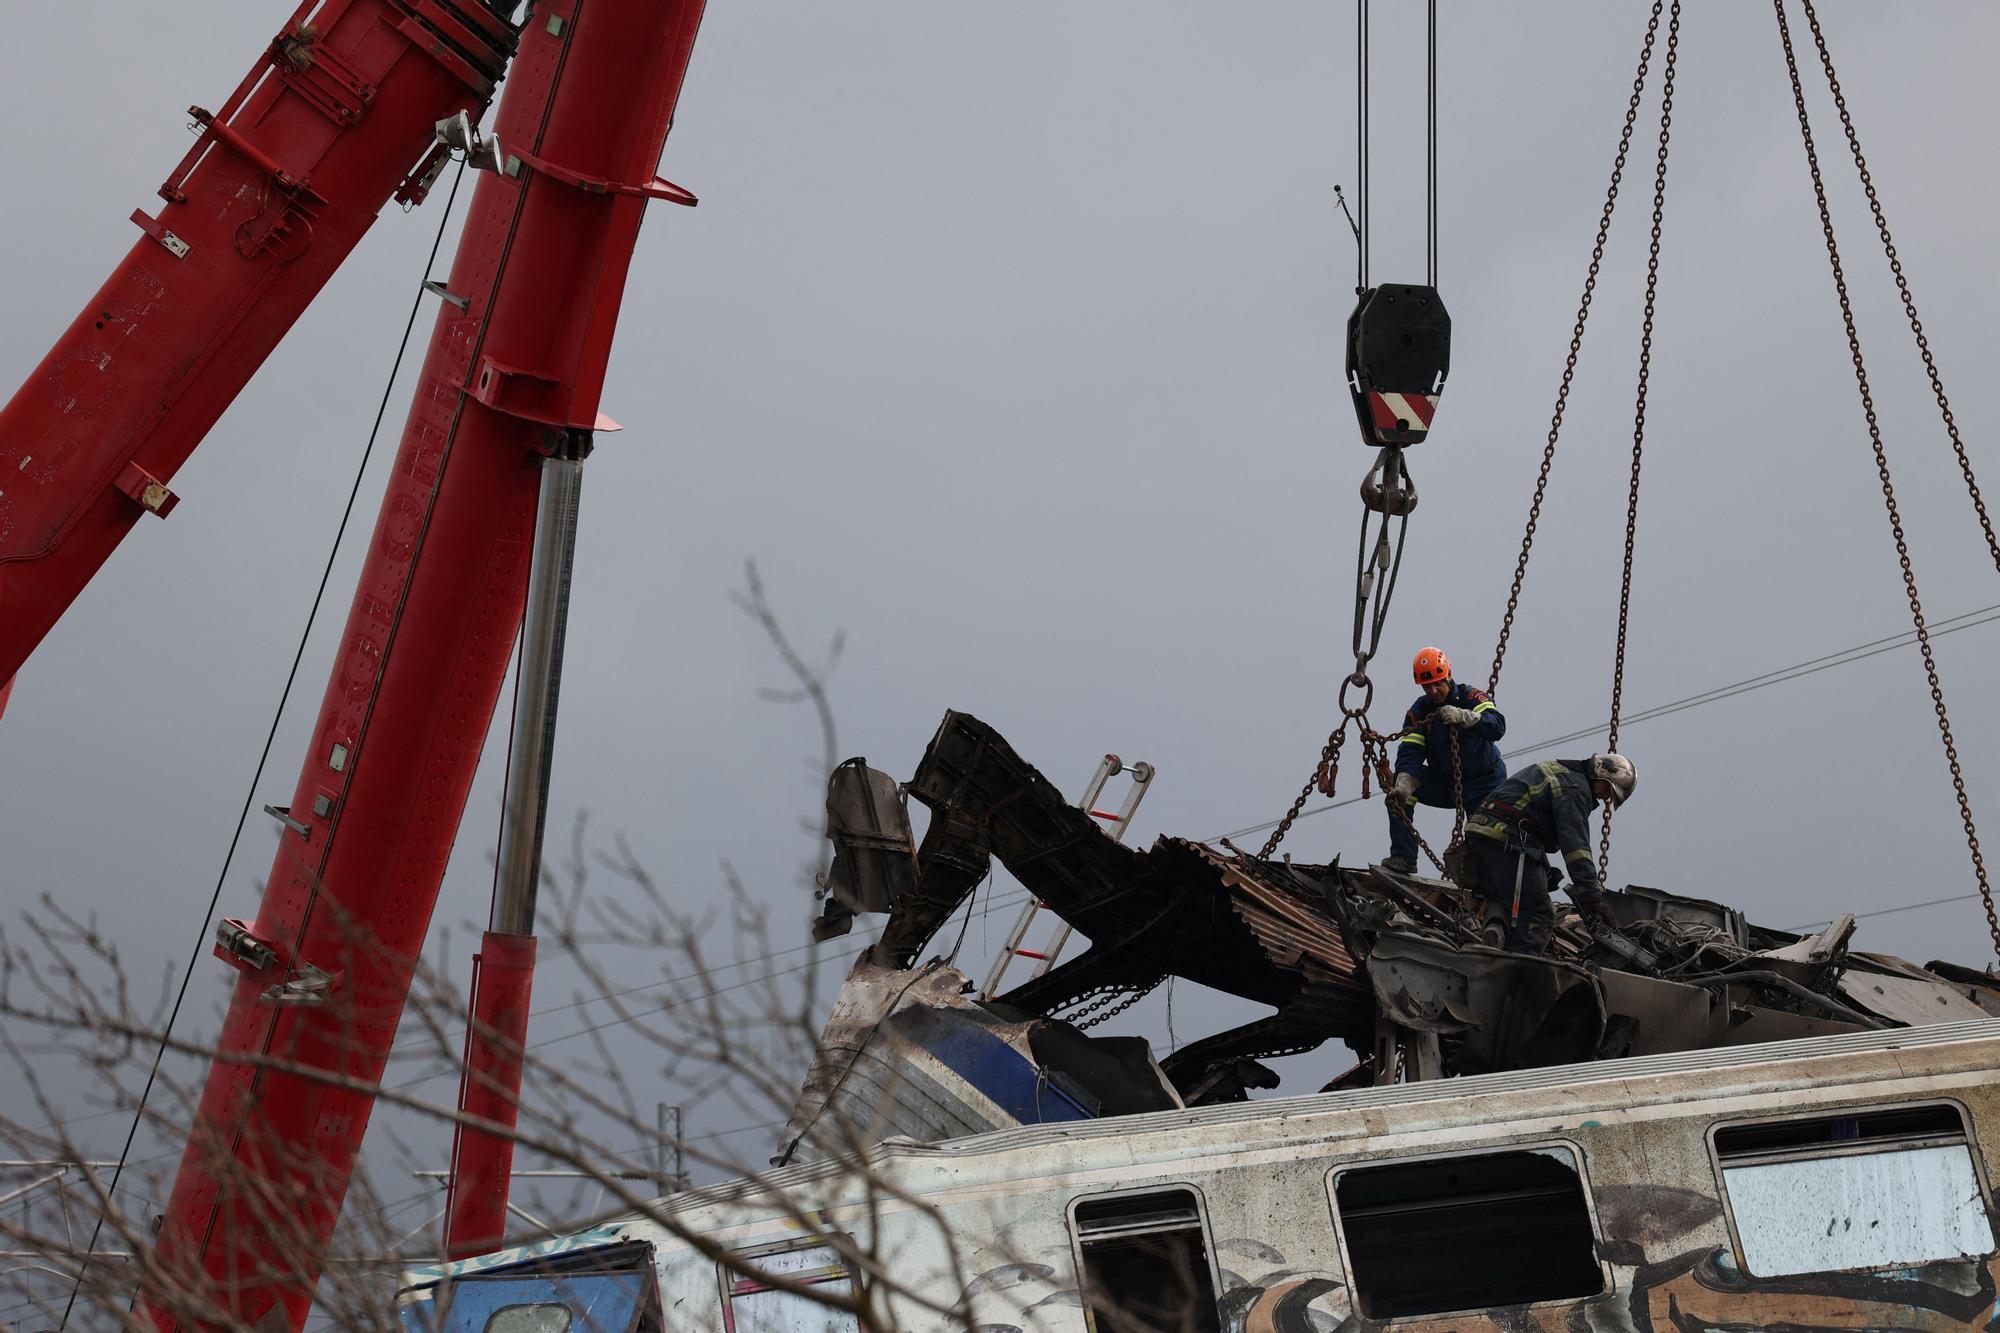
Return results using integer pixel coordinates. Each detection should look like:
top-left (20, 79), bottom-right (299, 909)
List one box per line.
top-left (2, 0), bottom-right (1998, 1209)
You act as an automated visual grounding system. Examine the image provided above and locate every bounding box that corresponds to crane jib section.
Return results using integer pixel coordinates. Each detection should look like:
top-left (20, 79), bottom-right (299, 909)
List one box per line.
top-left (143, 2), bottom-right (707, 1330)
top-left (0, 0), bottom-right (516, 685)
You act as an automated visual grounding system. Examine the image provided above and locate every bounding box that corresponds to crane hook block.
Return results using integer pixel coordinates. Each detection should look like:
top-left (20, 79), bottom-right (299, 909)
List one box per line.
top-left (1346, 284), bottom-right (1451, 446)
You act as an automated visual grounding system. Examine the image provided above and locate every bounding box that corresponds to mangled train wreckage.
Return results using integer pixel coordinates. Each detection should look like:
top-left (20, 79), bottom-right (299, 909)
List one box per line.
top-left (777, 711), bottom-right (2000, 1157)
top-left (398, 716), bottom-right (2000, 1331)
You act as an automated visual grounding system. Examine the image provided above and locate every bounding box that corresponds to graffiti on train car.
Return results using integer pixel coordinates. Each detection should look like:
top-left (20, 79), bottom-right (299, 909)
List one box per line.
top-left (959, 1221), bottom-right (2000, 1333)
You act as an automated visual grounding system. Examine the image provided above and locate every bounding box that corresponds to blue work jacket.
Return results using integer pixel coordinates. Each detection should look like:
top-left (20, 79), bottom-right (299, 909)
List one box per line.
top-left (1393, 683), bottom-right (1506, 782)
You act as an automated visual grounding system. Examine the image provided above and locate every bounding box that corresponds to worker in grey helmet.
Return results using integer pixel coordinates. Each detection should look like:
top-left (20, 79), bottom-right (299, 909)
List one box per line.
top-left (1459, 754), bottom-right (1637, 952)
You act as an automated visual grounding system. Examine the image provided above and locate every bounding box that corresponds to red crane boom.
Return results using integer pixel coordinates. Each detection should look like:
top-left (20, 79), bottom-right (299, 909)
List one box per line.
top-left (0, 0), bottom-right (519, 687)
top-left (146, 1), bottom-right (705, 1326)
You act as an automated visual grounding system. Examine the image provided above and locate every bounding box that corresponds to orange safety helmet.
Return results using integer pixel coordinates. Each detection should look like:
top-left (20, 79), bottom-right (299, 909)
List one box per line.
top-left (1412, 646), bottom-right (1453, 686)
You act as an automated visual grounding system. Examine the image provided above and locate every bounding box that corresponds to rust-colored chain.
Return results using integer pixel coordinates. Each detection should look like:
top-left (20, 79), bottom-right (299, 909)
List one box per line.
top-left (1261, 713), bottom-right (1449, 877)
top-left (1794, 0), bottom-right (2000, 581)
top-left (1375, 730), bottom-right (1448, 875)
top-left (1488, 0), bottom-right (1666, 696)
top-left (1600, 0), bottom-right (1681, 887)
top-left (1774, 0), bottom-right (2000, 965)
top-left (1447, 726), bottom-right (1467, 852)
top-left (1261, 725), bottom-right (1346, 859)
top-left (1070, 976), bottom-right (1165, 1030)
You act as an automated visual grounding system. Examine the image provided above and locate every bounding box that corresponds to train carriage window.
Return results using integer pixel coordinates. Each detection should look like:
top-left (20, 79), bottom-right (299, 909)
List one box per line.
top-left (1714, 1103), bottom-right (1996, 1278)
top-left (1072, 1190), bottom-right (1222, 1333)
top-left (1331, 1147), bottom-right (1603, 1318)
top-left (720, 1242), bottom-right (861, 1333)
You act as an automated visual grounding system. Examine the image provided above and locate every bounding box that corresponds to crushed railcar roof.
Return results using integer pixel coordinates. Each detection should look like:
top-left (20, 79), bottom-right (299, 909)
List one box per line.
top-left (787, 709), bottom-right (2000, 1153)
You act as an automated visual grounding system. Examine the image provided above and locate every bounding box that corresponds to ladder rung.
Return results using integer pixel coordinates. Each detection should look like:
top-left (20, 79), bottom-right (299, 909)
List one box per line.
top-left (1088, 809), bottom-right (1121, 821)
top-left (1013, 949), bottom-right (1049, 960)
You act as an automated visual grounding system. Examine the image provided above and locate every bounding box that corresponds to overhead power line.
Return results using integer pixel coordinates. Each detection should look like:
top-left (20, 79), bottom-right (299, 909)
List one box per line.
top-left (1211, 600), bottom-right (2000, 844)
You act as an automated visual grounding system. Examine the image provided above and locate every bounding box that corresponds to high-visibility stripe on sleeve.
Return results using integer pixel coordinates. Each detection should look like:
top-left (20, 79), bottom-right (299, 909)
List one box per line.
top-left (1399, 732), bottom-right (1426, 747)
top-left (1472, 701), bottom-right (1496, 715)
top-left (1564, 847), bottom-right (1594, 864)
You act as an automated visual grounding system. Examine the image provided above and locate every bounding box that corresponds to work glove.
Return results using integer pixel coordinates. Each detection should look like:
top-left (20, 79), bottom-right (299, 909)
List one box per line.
top-left (1435, 704), bottom-right (1478, 729)
top-left (1584, 897), bottom-right (1622, 935)
top-left (1392, 771), bottom-right (1418, 800)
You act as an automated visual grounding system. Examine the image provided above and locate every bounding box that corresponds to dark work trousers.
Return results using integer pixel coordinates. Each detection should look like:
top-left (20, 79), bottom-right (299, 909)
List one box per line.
top-left (1387, 762), bottom-right (1504, 865)
top-left (1464, 835), bottom-right (1556, 953)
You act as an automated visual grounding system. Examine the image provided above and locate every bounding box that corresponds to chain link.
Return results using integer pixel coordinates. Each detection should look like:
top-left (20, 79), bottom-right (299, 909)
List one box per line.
top-left (1600, 0), bottom-right (1681, 887)
top-left (1261, 716), bottom-right (1448, 878)
top-left (1489, 0), bottom-right (1667, 696)
top-left (1792, 0), bottom-right (2000, 586)
top-left (1775, 0), bottom-right (2000, 965)
top-left (1262, 726), bottom-right (1345, 859)
top-left (1447, 726), bottom-right (1467, 852)
top-left (1374, 729), bottom-right (1448, 875)
top-left (1064, 976), bottom-right (1166, 1030)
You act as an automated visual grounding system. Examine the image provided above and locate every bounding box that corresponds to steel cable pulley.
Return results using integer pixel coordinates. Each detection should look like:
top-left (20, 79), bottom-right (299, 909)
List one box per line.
top-left (1773, 0), bottom-right (2000, 965)
top-left (1264, 3), bottom-right (1448, 866)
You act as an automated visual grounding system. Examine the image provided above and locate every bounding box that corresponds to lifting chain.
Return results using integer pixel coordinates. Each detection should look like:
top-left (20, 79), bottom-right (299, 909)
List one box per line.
top-left (1064, 975), bottom-right (1166, 1031)
top-left (1260, 725), bottom-right (1343, 860)
top-left (1489, 0), bottom-right (1669, 696)
top-left (1261, 711), bottom-right (1447, 879)
top-left (1790, 0), bottom-right (2000, 584)
top-left (1447, 727), bottom-right (1467, 852)
top-left (1600, 0), bottom-right (1681, 887)
top-left (1775, 0), bottom-right (2000, 965)
top-left (1259, 450), bottom-right (1413, 862)
top-left (1371, 728), bottom-right (1448, 875)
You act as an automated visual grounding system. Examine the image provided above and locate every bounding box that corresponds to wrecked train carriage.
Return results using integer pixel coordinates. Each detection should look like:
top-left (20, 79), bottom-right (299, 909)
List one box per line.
top-left (402, 1020), bottom-right (2000, 1333)
top-left (800, 711), bottom-right (2000, 1137)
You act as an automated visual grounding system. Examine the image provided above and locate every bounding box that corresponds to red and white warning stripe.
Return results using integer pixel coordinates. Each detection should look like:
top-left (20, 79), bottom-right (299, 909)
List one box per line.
top-left (1368, 391), bottom-right (1440, 434)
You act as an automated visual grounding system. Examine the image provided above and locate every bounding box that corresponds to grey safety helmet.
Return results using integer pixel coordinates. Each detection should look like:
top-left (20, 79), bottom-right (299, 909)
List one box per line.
top-left (1588, 753), bottom-right (1637, 808)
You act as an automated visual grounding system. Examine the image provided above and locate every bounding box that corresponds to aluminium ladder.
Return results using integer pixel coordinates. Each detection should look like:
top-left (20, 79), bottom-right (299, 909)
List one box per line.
top-left (979, 753), bottom-right (1155, 1000)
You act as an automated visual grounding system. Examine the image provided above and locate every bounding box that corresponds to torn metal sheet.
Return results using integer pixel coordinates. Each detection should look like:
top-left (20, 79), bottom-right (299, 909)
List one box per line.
top-left (1367, 932), bottom-right (1607, 1074)
top-left (1838, 965), bottom-right (1995, 1027)
top-left (813, 757), bottom-right (916, 941)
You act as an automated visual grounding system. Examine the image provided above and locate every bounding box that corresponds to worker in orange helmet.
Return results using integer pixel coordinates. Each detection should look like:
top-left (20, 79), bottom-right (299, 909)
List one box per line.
top-left (1382, 646), bottom-right (1507, 874)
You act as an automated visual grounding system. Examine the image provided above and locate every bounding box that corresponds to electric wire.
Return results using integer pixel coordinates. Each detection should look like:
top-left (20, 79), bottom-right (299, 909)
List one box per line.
top-left (1213, 601), bottom-right (2000, 844)
top-left (53, 159), bottom-right (472, 1333)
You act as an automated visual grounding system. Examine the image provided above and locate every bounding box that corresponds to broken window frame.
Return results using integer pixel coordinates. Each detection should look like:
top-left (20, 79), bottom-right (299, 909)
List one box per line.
top-left (1706, 1097), bottom-right (1997, 1279)
top-left (715, 1235), bottom-right (865, 1333)
top-left (1066, 1183), bottom-right (1225, 1333)
top-left (1324, 1139), bottom-right (1610, 1322)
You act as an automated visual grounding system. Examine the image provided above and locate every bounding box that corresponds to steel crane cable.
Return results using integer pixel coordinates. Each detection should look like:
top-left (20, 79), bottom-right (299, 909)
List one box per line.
top-left (1426, 0), bottom-right (1438, 289)
top-left (1772, 0), bottom-right (2000, 966)
top-left (1355, 0), bottom-right (1368, 290)
top-left (51, 160), bottom-right (473, 1333)
top-left (1598, 0), bottom-right (1681, 887)
top-left (1487, 1), bottom-right (1669, 697)
top-left (1263, 2), bottom-right (1445, 865)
